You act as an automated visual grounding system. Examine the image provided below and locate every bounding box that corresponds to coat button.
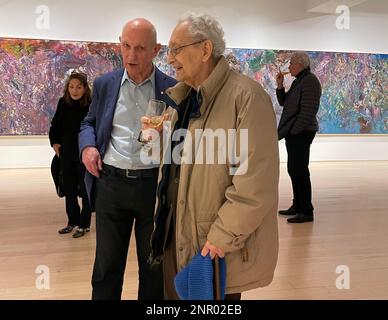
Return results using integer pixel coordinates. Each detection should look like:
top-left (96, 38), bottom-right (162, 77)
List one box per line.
top-left (179, 200), bottom-right (184, 205)
top-left (174, 178), bottom-right (179, 184)
top-left (179, 247), bottom-right (183, 251)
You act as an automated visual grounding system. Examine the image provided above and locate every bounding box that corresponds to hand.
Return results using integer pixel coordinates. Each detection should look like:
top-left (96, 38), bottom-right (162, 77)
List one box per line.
top-left (141, 112), bottom-right (170, 132)
top-left (53, 144), bottom-right (61, 157)
top-left (140, 112), bottom-right (169, 143)
top-left (276, 72), bottom-right (284, 89)
top-left (201, 240), bottom-right (225, 259)
top-left (82, 146), bottom-right (102, 178)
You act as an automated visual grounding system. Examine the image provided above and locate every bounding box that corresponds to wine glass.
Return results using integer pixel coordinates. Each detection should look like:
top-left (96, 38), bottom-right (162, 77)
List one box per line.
top-left (139, 99), bottom-right (166, 144)
top-left (278, 59), bottom-right (290, 76)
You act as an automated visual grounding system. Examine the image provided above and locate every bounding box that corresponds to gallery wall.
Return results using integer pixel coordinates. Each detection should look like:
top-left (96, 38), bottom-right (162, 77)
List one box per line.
top-left (0, 0), bottom-right (387, 167)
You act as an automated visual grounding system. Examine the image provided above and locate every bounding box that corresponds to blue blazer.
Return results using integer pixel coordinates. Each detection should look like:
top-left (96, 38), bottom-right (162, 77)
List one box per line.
top-left (79, 67), bottom-right (177, 208)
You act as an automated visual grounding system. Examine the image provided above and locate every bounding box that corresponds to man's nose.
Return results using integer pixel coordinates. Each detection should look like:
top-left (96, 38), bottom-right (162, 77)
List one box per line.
top-left (127, 48), bottom-right (137, 59)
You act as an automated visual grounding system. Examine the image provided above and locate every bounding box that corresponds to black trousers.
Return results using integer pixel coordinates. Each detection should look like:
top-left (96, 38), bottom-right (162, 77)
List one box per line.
top-left (61, 159), bottom-right (92, 228)
top-left (91, 165), bottom-right (163, 300)
top-left (285, 131), bottom-right (316, 216)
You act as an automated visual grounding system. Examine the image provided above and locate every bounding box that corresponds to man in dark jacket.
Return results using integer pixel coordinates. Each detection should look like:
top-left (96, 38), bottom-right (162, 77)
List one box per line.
top-left (276, 51), bottom-right (322, 223)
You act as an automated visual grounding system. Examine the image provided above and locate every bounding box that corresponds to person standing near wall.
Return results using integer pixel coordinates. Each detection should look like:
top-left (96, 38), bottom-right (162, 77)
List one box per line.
top-left (49, 72), bottom-right (92, 238)
top-left (276, 51), bottom-right (322, 223)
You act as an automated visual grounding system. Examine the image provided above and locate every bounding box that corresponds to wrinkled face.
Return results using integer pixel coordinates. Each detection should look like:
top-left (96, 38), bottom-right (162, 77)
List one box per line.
top-left (289, 57), bottom-right (304, 77)
top-left (120, 26), bottom-right (160, 83)
top-left (68, 79), bottom-right (86, 100)
top-left (167, 23), bottom-right (206, 87)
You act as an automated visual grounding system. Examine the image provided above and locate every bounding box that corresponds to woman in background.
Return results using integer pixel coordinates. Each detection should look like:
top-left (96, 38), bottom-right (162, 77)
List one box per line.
top-left (49, 72), bottom-right (92, 238)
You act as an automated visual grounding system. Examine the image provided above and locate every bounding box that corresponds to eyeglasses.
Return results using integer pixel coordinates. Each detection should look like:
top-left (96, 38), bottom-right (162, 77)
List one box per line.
top-left (167, 39), bottom-right (206, 57)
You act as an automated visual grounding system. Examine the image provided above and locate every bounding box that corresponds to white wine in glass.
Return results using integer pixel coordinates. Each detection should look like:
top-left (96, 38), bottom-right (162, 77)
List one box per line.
top-left (278, 59), bottom-right (290, 76)
top-left (139, 99), bottom-right (166, 144)
top-left (148, 115), bottom-right (164, 128)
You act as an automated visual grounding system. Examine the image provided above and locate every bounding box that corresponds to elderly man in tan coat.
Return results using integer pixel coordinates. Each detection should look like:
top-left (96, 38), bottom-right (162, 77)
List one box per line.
top-left (146, 13), bottom-right (279, 300)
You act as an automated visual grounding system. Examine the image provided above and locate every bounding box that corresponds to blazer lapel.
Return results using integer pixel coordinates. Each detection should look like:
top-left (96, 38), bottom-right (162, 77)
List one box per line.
top-left (104, 69), bottom-right (123, 125)
top-left (155, 67), bottom-right (169, 102)
top-left (102, 69), bottom-right (123, 151)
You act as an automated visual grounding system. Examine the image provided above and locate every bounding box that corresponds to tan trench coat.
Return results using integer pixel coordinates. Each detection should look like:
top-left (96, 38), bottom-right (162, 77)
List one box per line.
top-left (156, 57), bottom-right (279, 294)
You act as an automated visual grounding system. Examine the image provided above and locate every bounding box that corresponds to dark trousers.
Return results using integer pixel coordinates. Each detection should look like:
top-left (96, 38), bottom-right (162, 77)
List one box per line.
top-left (61, 159), bottom-right (92, 228)
top-left (285, 131), bottom-right (316, 216)
top-left (91, 165), bottom-right (163, 300)
top-left (65, 196), bottom-right (91, 228)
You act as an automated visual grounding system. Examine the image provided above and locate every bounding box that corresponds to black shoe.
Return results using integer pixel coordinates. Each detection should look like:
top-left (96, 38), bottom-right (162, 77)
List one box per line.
top-left (287, 214), bottom-right (314, 223)
top-left (278, 206), bottom-right (297, 215)
top-left (58, 225), bottom-right (75, 234)
top-left (72, 227), bottom-right (90, 238)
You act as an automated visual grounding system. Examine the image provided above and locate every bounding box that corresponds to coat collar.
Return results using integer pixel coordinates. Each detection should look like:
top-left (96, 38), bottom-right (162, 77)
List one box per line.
top-left (295, 67), bottom-right (310, 80)
top-left (166, 56), bottom-right (230, 114)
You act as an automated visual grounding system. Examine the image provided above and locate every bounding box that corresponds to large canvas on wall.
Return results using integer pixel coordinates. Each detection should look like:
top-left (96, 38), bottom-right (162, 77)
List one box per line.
top-left (1, 37), bottom-right (387, 135)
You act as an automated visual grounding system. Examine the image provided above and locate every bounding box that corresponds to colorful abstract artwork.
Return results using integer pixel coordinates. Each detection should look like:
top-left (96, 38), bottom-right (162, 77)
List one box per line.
top-left (1, 37), bottom-right (387, 135)
top-left (217, 49), bottom-right (388, 134)
top-left (0, 38), bottom-right (122, 135)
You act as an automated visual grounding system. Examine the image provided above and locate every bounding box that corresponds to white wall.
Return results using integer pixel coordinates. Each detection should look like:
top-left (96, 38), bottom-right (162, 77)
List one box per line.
top-left (1, 135), bottom-right (388, 169)
top-left (1, 0), bottom-right (387, 168)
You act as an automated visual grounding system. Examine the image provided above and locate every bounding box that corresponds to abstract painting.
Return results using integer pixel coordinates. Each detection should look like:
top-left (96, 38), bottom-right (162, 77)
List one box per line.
top-left (0, 38), bottom-right (122, 135)
top-left (1, 37), bottom-right (387, 135)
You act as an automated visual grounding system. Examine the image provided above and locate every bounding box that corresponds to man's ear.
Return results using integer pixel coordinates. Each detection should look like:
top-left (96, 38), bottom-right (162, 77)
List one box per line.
top-left (202, 40), bottom-right (213, 62)
top-left (153, 43), bottom-right (162, 57)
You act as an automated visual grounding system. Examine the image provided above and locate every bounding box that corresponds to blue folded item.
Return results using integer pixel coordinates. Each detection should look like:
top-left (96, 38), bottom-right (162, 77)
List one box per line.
top-left (174, 252), bottom-right (226, 300)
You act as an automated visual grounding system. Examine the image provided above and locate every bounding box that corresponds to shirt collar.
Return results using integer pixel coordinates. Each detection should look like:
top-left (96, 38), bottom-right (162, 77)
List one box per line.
top-left (121, 65), bottom-right (155, 87)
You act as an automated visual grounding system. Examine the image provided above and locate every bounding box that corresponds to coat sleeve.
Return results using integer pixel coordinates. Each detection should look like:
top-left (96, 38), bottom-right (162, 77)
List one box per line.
top-left (276, 88), bottom-right (286, 106)
top-left (48, 98), bottom-right (64, 147)
top-left (207, 90), bottom-right (280, 253)
top-left (290, 76), bottom-right (321, 135)
top-left (79, 78), bottom-right (100, 154)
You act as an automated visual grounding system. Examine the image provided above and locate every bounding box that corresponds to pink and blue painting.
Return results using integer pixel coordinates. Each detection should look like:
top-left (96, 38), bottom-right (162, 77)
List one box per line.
top-left (1, 37), bottom-right (387, 135)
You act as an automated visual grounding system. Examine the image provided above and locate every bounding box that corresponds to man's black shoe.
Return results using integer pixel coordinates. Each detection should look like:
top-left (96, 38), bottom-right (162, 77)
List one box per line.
top-left (287, 214), bottom-right (314, 223)
top-left (278, 206), bottom-right (297, 215)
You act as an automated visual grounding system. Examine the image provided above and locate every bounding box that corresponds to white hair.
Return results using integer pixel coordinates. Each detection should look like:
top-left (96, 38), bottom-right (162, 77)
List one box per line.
top-left (178, 13), bottom-right (226, 59)
top-left (291, 51), bottom-right (311, 69)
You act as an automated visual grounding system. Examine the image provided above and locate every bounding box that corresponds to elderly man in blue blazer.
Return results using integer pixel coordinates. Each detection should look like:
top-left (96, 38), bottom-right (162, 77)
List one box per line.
top-left (79, 18), bottom-right (176, 300)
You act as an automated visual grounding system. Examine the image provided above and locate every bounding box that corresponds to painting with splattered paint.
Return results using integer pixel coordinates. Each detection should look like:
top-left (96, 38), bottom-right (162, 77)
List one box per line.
top-left (219, 49), bottom-right (387, 134)
top-left (1, 38), bottom-right (387, 135)
top-left (0, 38), bottom-right (122, 135)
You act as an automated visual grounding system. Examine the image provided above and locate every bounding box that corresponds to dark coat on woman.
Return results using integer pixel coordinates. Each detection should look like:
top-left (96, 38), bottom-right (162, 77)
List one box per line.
top-left (49, 97), bottom-right (89, 196)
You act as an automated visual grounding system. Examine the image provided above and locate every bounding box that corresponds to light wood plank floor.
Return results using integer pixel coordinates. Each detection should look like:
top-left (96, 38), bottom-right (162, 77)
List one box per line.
top-left (0, 161), bottom-right (387, 300)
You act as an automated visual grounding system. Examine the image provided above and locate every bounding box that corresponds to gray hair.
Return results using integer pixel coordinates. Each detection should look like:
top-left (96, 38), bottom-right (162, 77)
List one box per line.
top-left (291, 51), bottom-right (311, 69)
top-left (178, 13), bottom-right (226, 59)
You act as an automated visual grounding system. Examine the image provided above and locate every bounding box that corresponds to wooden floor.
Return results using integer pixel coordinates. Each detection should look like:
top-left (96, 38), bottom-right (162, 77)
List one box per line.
top-left (0, 161), bottom-right (387, 300)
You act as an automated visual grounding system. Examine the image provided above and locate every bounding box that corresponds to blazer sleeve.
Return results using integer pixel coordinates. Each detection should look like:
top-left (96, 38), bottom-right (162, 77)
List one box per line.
top-left (207, 90), bottom-right (280, 253)
top-left (290, 76), bottom-right (321, 135)
top-left (79, 78), bottom-right (100, 154)
top-left (48, 98), bottom-right (64, 147)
